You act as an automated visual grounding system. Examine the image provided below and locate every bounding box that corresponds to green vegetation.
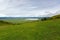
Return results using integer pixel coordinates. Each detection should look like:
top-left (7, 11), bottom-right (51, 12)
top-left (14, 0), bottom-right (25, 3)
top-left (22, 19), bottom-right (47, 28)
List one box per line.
top-left (52, 14), bottom-right (60, 19)
top-left (49, 14), bottom-right (60, 20)
top-left (0, 14), bottom-right (60, 40)
top-left (40, 14), bottom-right (60, 21)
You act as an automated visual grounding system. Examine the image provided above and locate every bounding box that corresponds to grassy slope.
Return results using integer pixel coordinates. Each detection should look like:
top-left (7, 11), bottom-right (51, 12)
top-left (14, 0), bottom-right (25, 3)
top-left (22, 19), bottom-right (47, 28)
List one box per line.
top-left (0, 19), bottom-right (60, 40)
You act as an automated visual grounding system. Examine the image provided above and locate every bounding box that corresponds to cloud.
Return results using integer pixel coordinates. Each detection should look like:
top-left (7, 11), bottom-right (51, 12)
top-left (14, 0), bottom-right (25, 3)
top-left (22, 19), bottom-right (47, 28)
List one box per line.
top-left (0, 14), bottom-right (7, 17)
top-left (0, 0), bottom-right (60, 17)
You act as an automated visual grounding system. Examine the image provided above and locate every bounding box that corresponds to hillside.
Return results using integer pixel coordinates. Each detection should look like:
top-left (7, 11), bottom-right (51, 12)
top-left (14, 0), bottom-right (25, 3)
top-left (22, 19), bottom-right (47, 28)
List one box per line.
top-left (0, 20), bottom-right (14, 25)
top-left (50, 14), bottom-right (60, 19)
top-left (0, 18), bottom-right (60, 40)
top-left (41, 14), bottom-right (60, 21)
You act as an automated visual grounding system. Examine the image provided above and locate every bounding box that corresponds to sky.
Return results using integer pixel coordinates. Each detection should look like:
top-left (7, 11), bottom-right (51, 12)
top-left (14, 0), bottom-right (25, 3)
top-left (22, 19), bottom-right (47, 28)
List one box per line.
top-left (0, 0), bottom-right (60, 17)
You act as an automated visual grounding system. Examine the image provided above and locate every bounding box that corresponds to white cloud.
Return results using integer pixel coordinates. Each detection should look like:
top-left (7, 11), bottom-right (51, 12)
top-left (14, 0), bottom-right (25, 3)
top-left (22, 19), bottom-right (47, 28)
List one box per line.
top-left (0, 0), bottom-right (60, 17)
top-left (0, 14), bottom-right (7, 17)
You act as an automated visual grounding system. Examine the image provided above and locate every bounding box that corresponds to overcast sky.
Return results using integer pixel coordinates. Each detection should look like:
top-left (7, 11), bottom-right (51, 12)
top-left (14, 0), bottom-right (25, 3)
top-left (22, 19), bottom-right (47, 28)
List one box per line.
top-left (0, 0), bottom-right (60, 17)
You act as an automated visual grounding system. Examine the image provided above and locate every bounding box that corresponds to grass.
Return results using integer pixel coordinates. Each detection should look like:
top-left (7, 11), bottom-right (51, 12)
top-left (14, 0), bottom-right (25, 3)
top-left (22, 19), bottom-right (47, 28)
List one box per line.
top-left (0, 19), bottom-right (60, 40)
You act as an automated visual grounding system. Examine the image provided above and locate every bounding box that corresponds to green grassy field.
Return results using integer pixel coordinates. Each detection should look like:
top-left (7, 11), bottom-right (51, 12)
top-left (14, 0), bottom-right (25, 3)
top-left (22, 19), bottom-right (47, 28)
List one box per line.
top-left (0, 19), bottom-right (60, 40)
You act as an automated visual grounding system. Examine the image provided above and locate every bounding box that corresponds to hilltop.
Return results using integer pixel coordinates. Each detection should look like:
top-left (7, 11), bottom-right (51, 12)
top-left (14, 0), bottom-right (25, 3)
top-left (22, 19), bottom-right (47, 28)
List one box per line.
top-left (51, 14), bottom-right (60, 19)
